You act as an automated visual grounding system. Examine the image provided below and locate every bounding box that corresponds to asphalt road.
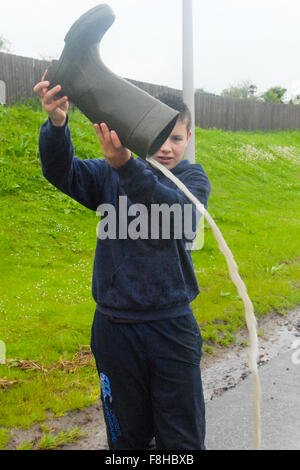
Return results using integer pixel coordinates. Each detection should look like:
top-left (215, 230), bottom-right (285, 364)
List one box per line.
top-left (205, 348), bottom-right (300, 450)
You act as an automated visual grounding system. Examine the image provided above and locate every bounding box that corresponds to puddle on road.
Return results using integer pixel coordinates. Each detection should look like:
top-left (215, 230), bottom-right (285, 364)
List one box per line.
top-left (202, 307), bottom-right (300, 401)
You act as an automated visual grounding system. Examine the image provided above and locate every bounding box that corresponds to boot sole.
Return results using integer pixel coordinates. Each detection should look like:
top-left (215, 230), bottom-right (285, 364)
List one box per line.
top-left (46, 4), bottom-right (114, 90)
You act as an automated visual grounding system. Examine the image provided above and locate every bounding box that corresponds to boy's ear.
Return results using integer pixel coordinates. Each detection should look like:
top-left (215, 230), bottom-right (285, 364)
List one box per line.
top-left (187, 130), bottom-right (192, 142)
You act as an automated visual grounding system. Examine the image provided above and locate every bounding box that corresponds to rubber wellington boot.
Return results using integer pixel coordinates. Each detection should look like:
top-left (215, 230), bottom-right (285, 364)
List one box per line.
top-left (46, 4), bottom-right (179, 158)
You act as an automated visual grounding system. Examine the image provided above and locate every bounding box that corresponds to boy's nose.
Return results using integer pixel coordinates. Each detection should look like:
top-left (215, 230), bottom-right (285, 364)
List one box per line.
top-left (160, 138), bottom-right (172, 153)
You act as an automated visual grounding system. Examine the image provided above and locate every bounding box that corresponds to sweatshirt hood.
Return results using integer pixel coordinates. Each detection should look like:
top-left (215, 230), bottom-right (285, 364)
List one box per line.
top-left (171, 159), bottom-right (192, 175)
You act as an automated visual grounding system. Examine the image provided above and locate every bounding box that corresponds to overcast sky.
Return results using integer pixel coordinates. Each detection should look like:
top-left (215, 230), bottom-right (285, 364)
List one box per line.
top-left (1, 0), bottom-right (299, 100)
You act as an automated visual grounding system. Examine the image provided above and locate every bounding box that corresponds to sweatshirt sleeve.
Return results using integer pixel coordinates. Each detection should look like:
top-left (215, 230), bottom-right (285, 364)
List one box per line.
top-left (116, 155), bottom-right (210, 208)
top-left (38, 117), bottom-right (107, 211)
top-left (115, 156), bottom-right (211, 240)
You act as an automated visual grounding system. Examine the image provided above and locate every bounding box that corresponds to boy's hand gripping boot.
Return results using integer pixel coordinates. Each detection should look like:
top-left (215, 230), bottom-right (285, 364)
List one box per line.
top-left (46, 4), bottom-right (179, 158)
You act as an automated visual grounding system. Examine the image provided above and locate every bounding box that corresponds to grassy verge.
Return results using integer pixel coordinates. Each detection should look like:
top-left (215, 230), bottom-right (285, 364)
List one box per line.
top-left (0, 103), bottom-right (299, 444)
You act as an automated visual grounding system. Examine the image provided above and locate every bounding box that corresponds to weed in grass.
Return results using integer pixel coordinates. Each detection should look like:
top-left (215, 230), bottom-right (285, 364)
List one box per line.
top-left (16, 426), bottom-right (84, 450)
top-left (37, 426), bottom-right (85, 450)
top-left (203, 345), bottom-right (214, 355)
top-left (16, 441), bottom-right (33, 450)
top-left (0, 429), bottom-right (11, 450)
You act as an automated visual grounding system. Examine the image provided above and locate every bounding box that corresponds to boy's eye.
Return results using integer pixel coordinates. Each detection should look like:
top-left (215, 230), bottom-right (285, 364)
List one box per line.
top-left (172, 136), bottom-right (183, 142)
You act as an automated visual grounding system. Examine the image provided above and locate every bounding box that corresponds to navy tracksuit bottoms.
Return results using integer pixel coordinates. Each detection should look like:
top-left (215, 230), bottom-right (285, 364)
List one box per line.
top-left (90, 311), bottom-right (206, 450)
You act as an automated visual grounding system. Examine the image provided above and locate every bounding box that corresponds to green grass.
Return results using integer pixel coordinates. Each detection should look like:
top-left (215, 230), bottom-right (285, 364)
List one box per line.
top-left (192, 126), bottom-right (300, 345)
top-left (0, 429), bottom-right (10, 449)
top-left (0, 102), bottom-right (299, 444)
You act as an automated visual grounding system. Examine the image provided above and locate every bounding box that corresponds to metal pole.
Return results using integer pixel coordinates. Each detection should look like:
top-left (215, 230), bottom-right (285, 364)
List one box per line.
top-left (182, 0), bottom-right (204, 250)
top-left (182, 0), bottom-right (195, 164)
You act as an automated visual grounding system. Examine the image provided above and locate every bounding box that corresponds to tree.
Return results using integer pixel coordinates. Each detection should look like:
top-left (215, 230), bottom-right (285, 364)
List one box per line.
top-left (195, 88), bottom-right (208, 95)
top-left (221, 80), bottom-right (258, 100)
top-left (0, 35), bottom-right (11, 52)
top-left (195, 88), bottom-right (218, 97)
top-left (38, 53), bottom-right (57, 61)
top-left (248, 84), bottom-right (258, 98)
top-left (288, 94), bottom-right (300, 105)
top-left (261, 87), bottom-right (287, 103)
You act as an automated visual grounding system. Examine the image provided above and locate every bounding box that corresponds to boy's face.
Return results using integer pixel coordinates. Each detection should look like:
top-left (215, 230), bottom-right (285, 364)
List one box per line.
top-left (152, 119), bottom-right (191, 170)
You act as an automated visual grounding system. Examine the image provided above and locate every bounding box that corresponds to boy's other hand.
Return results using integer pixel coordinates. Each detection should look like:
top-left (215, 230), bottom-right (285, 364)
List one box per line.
top-left (33, 70), bottom-right (69, 127)
top-left (94, 123), bottom-right (131, 169)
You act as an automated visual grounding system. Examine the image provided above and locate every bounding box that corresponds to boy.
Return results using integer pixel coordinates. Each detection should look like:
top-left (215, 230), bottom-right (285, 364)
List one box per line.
top-left (34, 78), bottom-right (211, 450)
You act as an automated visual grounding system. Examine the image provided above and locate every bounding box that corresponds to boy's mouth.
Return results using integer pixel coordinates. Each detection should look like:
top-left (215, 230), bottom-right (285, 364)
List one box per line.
top-left (155, 156), bottom-right (173, 164)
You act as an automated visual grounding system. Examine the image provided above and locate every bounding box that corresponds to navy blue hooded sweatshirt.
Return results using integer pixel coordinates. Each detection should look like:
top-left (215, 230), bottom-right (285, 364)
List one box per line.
top-left (39, 118), bottom-right (211, 321)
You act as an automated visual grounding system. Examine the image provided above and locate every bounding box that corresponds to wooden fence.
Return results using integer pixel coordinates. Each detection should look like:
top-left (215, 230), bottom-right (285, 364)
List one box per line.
top-left (1, 52), bottom-right (300, 131)
top-left (0, 52), bottom-right (49, 105)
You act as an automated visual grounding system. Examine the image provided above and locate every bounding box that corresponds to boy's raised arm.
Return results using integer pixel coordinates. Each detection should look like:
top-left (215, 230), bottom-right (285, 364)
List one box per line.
top-left (93, 122), bottom-right (210, 210)
top-left (93, 123), bottom-right (211, 238)
top-left (115, 155), bottom-right (210, 242)
top-left (34, 75), bottom-right (107, 211)
top-left (116, 154), bottom-right (211, 211)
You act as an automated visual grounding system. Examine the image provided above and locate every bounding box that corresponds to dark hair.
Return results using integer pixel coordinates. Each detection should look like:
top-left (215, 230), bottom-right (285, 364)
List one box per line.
top-left (155, 93), bottom-right (191, 133)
